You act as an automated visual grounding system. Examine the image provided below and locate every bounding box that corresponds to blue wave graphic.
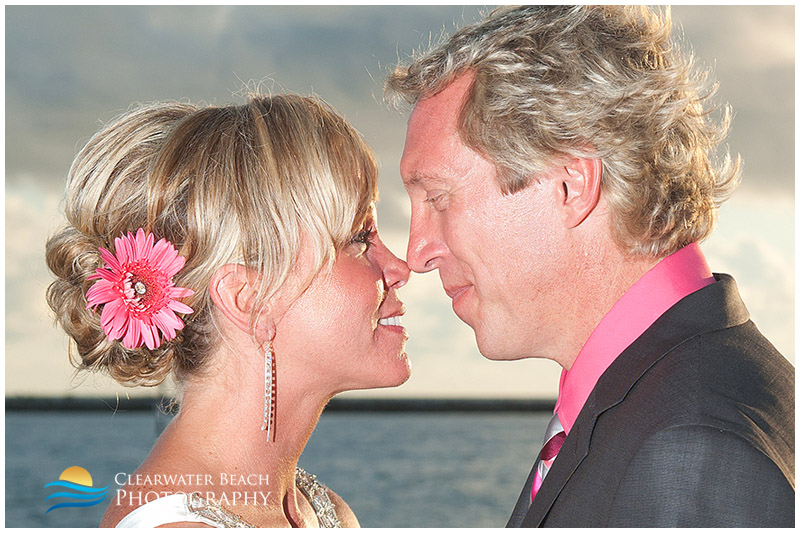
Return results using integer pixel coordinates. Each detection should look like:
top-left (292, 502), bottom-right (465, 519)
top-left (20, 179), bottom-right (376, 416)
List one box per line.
top-left (45, 496), bottom-right (107, 514)
top-left (43, 480), bottom-right (109, 493)
top-left (45, 490), bottom-right (109, 501)
top-left (43, 480), bottom-right (110, 513)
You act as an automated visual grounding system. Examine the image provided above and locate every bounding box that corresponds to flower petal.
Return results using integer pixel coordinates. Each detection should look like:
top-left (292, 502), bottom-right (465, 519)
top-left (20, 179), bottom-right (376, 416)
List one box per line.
top-left (169, 286), bottom-right (195, 299)
top-left (134, 228), bottom-right (145, 250)
top-left (93, 268), bottom-right (121, 283)
top-left (152, 308), bottom-right (180, 339)
top-left (110, 301), bottom-right (130, 339)
top-left (86, 280), bottom-right (117, 307)
top-left (98, 247), bottom-right (123, 273)
top-left (162, 249), bottom-right (185, 278)
top-left (114, 235), bottom-right (127, 264)
top-left (100, 299), bottom-right (125, 339)
top-left (141, 322), bottom-right (158, 350)
top-left (167, 300), bottom-right (194, 315)
top-left (123, 318), bottom-right (141, 349)
top-left (143, 231), bottom-right (155, 260)
top-left (150, 238), bottom-right (171, 267)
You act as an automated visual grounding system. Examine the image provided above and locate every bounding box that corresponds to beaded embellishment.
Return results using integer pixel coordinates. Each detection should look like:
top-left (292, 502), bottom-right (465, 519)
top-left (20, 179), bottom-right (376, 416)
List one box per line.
top-left (295, 467), bottom-right (342, 528)
top-left (185, 468), bottom-right (340, 528)
top-left (186, 492), bottom-right (254, 528)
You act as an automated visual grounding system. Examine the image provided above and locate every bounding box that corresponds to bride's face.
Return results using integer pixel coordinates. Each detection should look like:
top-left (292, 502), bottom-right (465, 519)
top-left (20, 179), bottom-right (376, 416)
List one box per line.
top-left (275, 213), bottom-right (412, 392)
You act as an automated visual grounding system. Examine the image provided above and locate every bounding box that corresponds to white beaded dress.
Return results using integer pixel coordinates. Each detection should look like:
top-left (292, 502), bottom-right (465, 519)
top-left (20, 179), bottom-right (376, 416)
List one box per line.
top-left (115, 468), bottom-right (341, 528)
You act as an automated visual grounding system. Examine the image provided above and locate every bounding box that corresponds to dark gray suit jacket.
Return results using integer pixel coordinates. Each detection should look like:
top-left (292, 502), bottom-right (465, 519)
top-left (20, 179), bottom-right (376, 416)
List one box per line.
top-left (507, 274), bottom-right (795, 527)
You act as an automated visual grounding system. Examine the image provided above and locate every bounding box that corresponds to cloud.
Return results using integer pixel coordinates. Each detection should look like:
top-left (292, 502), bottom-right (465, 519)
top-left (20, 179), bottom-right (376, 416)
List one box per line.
top-left (673, 6), bottom-right (794, 70)
top-left (703, 193), bottom-right (794, 360)
top-left (671, 6), bottom-right (794, 192)
top-left (5, 6), bottom-right (794, 397)
top-left (6, 181), bottom-right (107, 395)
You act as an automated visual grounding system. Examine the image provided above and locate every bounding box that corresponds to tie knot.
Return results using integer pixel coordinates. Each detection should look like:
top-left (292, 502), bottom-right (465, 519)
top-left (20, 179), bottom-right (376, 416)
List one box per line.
top-left (543, 412), bottom-right (565, 442)
top-left (540, 430), bottom-right (566, 461)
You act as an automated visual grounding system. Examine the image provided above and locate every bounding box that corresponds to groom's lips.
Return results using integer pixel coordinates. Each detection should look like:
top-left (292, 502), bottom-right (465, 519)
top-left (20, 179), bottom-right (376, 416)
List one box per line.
top-left (444, 284), bottom-right (471, 301)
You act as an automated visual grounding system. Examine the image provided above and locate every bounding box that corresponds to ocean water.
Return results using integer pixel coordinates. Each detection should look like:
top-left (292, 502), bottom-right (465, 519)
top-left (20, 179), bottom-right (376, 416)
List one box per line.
top-left (6, 410), bottom-right (550, 528)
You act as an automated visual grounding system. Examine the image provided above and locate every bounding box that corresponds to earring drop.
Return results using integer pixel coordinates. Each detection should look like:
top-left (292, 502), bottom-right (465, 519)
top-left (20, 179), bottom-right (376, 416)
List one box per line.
top-left (261, 340), bottom-right (276, 441)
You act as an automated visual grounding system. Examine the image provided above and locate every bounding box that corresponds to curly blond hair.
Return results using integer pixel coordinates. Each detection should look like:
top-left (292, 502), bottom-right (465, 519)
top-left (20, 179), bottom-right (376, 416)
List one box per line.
top-left (46, 95), bottom-right (378, 386)
top-left (386, 5), bottom-right (741, 257)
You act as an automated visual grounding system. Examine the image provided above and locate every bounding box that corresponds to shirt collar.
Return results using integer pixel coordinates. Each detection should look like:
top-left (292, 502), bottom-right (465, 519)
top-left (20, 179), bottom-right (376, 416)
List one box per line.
top-left (554, 242), bottom-right (715, 434)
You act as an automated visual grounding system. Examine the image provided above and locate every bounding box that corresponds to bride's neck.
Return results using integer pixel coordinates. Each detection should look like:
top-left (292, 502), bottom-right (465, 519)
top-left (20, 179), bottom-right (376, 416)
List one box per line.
top-left (176, 380), bottom-right (328, 474)
top-left (155, 350), bottom-right (331, 522)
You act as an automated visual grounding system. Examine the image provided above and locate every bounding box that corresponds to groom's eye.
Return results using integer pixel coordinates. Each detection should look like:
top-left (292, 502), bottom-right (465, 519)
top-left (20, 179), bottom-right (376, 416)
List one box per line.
top-left (425, 190), bottom-right (448, 210)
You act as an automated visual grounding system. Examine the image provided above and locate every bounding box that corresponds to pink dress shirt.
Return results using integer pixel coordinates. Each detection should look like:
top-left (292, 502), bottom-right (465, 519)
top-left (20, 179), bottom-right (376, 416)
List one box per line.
top-left (554, 242), bottom-right (715, 434)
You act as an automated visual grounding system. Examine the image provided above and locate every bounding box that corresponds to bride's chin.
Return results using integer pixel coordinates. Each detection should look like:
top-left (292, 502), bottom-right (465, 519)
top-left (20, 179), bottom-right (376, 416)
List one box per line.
top-left (343, 355), bottom-right (412, 392)
top-left (379, 354), bottom-right (412, 388)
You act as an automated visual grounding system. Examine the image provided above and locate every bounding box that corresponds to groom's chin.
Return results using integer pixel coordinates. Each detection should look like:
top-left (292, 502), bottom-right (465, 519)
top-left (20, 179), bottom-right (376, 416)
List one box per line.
top-left (474, 331), bottom-right (532, 362)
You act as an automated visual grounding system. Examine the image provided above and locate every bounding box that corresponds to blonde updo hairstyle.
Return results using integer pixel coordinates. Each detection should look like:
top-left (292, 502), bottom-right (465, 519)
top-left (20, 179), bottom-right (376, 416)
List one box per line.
top-left (46, 95), bottom-right (378, 387)
top-left (386, 5), bottom-right (741, 257)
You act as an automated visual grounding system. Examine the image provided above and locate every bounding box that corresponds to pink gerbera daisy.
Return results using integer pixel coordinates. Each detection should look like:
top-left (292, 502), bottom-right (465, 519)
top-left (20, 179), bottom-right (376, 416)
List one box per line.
top-left (86, 228), bottom-right (194, 350)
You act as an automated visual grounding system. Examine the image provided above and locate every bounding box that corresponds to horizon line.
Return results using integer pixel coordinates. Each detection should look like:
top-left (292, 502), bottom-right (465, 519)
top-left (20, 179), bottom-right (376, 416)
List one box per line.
top-left (6, 395), bottom-right (556, 413)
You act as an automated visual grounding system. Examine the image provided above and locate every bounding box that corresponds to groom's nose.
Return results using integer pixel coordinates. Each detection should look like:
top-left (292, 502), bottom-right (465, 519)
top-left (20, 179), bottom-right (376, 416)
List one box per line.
top-left (406, 209), bottom-right (445, 273)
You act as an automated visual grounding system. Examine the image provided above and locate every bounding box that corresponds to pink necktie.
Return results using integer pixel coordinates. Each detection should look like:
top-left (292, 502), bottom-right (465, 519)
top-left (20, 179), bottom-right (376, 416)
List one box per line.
top-left (531, 414), bottom-right (566, 503)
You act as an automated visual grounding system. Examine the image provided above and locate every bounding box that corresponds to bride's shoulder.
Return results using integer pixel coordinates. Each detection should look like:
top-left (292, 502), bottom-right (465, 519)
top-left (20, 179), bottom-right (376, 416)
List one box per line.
top-left (98, 483), bottom-right (157, 528)
top-left (325, 488), bottom-right (360, 528)
top-left (99, 459), bottom-right (212, 528)
top-left (99, 498), bottom-right (130, 528)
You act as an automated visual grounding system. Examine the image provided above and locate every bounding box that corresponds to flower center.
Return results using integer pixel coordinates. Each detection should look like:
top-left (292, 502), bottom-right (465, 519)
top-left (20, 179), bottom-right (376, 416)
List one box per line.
top-left (124, 264), bottom-right (169, 315)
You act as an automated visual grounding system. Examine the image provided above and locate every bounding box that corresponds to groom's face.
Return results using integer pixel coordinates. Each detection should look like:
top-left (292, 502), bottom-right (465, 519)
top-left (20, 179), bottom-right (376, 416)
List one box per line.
top-left (400, 74), bottom-right (570, 361)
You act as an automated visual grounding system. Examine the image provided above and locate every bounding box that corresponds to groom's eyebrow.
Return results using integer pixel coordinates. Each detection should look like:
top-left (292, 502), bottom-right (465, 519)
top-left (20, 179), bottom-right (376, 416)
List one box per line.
top-left (402, 173), bottom-right (424, 188)
top-left (403, 172), bottom-right (443, 189)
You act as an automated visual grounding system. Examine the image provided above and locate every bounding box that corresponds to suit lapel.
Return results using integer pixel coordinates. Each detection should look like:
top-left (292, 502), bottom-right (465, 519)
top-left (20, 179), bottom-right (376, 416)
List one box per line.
top-left (505, 450), bottom-right (542, 527)
top-left (516, 275), bottom-right (749, 527)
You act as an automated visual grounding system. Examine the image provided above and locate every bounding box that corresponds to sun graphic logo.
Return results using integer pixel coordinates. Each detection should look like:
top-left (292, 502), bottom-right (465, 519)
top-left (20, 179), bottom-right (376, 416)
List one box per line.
top-left (44, 466), bottom-right (109, 514)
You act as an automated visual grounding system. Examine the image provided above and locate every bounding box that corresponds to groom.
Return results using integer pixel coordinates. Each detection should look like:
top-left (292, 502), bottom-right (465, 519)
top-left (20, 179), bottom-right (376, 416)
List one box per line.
top-left (386, 6), bottom-right (794, 527)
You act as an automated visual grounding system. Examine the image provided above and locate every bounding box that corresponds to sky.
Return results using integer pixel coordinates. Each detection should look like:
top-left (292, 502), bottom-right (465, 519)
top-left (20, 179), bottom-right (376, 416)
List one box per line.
top-left (5, 6), bottom-right (795, 400)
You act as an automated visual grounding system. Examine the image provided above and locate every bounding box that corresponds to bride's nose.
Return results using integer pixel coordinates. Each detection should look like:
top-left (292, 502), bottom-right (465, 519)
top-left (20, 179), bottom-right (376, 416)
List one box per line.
top-left (375, 239), bottom-right (411, 289)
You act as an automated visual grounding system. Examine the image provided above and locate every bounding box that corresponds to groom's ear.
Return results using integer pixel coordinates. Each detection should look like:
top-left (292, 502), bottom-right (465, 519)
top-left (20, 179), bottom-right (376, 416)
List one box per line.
top-left (555, 157), bottom-right (603, 229)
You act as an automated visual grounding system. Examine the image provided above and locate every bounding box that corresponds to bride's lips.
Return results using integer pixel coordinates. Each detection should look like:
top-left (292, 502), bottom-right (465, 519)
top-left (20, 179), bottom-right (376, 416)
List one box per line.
top-left (377, 304), bottom-right (406, 329)
top-left (375, 304), bottom-right (409, 343)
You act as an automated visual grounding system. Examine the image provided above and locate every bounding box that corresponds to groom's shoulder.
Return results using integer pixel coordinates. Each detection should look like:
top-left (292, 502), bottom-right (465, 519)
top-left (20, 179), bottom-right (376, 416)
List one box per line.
top-left (637, 319), bottom-right (793, 416)
top-left (607, 320), bottom-right (794, 474)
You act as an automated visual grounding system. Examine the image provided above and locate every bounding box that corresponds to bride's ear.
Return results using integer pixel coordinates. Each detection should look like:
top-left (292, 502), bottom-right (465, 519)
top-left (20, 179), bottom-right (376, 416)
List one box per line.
top-left (209, 264), bottom-right (258, 333)
top-left (208, 263), bottom-right (299, 340)
top-left (209, 243), bottom-right (316, 339)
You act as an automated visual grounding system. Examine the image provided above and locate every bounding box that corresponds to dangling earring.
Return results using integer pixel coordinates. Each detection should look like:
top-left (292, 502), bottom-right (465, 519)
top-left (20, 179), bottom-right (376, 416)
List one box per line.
top-left (261, 340), bottom-right (276, 441)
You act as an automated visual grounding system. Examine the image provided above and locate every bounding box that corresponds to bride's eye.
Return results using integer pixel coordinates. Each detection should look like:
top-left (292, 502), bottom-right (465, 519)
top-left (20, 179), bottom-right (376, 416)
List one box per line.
top-left (349, 228), bottom-right (374, 255)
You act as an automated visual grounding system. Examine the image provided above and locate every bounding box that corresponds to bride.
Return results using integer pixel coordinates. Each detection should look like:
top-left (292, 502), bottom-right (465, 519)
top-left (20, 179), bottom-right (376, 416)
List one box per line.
top-left (45, 94), bottom-right (411, 527)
